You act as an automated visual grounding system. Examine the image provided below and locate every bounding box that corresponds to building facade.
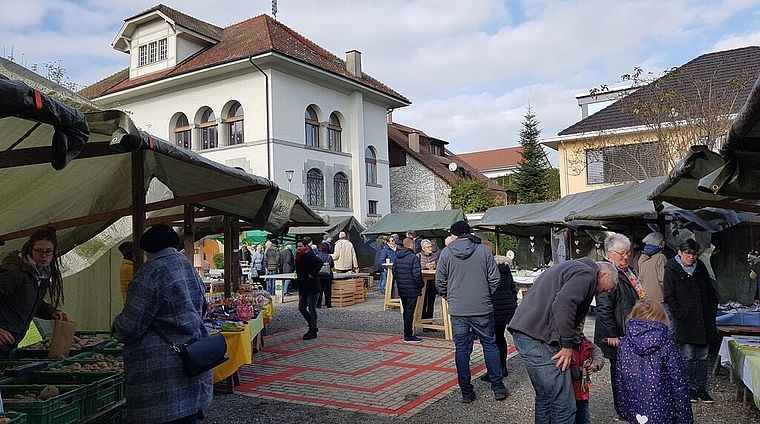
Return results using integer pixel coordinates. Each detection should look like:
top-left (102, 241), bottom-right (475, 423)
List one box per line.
top-left (81, 5), bottom-right (409, 224)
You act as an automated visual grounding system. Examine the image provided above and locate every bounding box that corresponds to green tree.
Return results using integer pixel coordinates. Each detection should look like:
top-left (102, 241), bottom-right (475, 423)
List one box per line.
top-left (450, 180), bottom-right (494, 213)
top-left (513, 106), bottom-right (551, 203)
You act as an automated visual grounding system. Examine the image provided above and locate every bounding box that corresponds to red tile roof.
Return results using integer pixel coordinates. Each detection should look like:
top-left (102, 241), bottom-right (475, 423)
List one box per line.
top-left (388, 122), bottom-right (507, 194)
top-left (80, 6), bottom-right (409, 104)
top-left (457, 147), bottom-right (523, 171)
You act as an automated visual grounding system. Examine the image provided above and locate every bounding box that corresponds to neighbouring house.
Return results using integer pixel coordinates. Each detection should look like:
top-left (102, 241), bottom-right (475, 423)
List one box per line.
top-left (80, 4), bottom-right (410, 224)
top-left (456, 146), bottom-right (523, 179)
top-left (387, 121), bottom-right (513, 213)
top-left (542, 46), bottom-right (760, 196)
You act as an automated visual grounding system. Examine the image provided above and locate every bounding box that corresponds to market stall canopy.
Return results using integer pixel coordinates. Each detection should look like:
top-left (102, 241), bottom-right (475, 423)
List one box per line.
top-left (290, 216), bottom-right (375, 268)
top-left (475, 202), bottom-right (556, 236)
top-left (361, 209), bottom-right (466, 238)
top-left (650, 73), bottom-right (760, 212)
top-left (0, 57), bottom-right (324, 256)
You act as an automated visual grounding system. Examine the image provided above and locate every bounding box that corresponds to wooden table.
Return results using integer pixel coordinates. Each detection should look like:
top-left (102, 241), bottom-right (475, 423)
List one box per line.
top-left (411, 270), bottom-right (452, 340)
top-left (382, 263), bottom-right (402, 310)
top-left (213, 313), bottom-right (265, 392)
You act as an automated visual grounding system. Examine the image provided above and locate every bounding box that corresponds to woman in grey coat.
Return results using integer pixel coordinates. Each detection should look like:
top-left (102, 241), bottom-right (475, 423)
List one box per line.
top-left (112, 225), bottom-right (213, 423)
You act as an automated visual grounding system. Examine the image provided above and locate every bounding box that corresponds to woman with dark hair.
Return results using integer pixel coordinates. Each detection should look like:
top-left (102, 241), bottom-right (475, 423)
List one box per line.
top-left (316, 243), bottom-right (334, 308)
top-left (0, 227), bottom-right (68, 358)
top-left (480, 254), bottom-right (518, 380)
top-left (664, 238), bottom-right (718, 404)
top-left (295, 239), bottom-right (322, 340)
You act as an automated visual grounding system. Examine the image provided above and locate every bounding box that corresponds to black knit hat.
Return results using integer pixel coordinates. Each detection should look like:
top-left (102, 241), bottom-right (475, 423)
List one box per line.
top-left (449, 220), bottom-right (471, 237)
top-left (139, 224), bottom-right (180, 254)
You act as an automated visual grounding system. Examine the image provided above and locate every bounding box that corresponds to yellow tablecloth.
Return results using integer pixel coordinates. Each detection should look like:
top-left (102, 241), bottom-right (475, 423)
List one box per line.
top-left (213, 323), bottom-right (253, 383)
top-left (727, 339), bottom-right (760, 409)
top-left (746, 356), bottom-right (760, 410)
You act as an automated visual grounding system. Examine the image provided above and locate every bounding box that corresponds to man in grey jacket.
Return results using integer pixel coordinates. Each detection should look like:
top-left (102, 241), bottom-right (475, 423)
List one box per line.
top-left (508, 258), bottom-right (617, 424)
top-left (435, 220), bottom-right (507, 403)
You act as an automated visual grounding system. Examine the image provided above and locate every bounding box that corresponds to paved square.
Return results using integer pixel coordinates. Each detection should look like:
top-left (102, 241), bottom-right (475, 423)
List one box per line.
top-left (236, 328), bottom-right (517, 418)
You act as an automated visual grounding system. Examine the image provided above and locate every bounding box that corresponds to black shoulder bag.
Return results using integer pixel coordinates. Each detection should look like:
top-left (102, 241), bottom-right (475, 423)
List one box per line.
top-left (153, 326), bottom-right (229, 377)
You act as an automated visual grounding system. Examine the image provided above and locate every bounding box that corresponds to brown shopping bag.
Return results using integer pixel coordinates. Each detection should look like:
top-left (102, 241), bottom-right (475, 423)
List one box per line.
top-left (47, 320), bottom-right (77, 359)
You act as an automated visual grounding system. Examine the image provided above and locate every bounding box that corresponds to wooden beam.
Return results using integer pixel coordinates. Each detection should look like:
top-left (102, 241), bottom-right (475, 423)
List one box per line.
top-left (0, 142), bottom-right (121, 170)
top-left (224, 216), bottom-right (233, 298)
top-left (0, 185), bottom-right (271, 243)
top-left (184, 205), bottom-right (195, 265)
top-left (131, 150), bottom-right (145, 270)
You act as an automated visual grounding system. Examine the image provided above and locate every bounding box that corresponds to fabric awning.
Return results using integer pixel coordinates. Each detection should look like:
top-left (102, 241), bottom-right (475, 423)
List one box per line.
top-left (361, 209), bottom-right (466, 238)
top-left (0, 57), bottom-right (324, 257)
top-left (475, 202), bottom-right (556, 236)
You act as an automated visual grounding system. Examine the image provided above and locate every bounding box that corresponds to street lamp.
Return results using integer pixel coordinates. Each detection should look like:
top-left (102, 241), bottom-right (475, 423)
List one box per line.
top-left (285, 169), bottom-right (294, 192)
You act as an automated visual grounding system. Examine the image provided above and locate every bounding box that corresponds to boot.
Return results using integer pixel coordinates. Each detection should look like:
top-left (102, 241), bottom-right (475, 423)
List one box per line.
top-left (303, 328), bottom-right (318, 340)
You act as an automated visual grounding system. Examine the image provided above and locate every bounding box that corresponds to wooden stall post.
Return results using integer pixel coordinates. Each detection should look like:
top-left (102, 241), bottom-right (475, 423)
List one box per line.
top-left (131, 150), bottom-right (145, 271)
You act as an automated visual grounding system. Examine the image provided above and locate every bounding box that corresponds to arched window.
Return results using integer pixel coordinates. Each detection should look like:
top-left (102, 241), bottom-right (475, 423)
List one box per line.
top-left (306, 168), bottom-right (324, 207)
top-left (327, 113), bottom-right (342, 152)
top-left (200, 108), bottom-right (217, 150)
top-left (365, 146), bottom-right (377, 184)
top-left (227, 102), bottom-right (244, 145)
top-left (333, 172), bottom-right (349, 208)
top-left (305, 107), bottom-right (319, 147)
top-left (174, 114), bottom-right (190, 149)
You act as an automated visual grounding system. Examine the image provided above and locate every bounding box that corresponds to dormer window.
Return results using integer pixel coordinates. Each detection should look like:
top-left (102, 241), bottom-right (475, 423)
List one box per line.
top-left (429, 142), bottom-right (444, 156)
top-left (138, 38), bottom-right (168, 66)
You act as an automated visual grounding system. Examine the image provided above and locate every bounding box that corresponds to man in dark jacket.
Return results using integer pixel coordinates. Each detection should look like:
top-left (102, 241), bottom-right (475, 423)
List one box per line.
top-left (436, 220), bottom-right (507, 403)
top-left (279, 242), bottom-right (295, 295)
top-left (508, 258), bottom-right (617, 424)
top-left (394, 238), bottom-right (424, 343)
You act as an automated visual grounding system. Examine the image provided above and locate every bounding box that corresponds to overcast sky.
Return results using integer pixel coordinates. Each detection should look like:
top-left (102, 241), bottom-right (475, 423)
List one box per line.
top-left (4, 0), bottom-right (760, 164)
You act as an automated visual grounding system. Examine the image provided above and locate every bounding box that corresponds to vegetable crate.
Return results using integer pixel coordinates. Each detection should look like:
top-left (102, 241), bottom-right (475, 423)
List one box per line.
top-left (331, 279), bottom-right (364, 307)
top-left (0, 384), bottom-right (86, 424)
top-left (0, 411), bottom-right (28, 424)
top-left (14, 371), bottom-right (124, 418)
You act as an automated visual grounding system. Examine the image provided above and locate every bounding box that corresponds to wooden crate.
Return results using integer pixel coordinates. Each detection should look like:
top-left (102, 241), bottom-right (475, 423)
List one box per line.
top-left (331, 279), bottom-right (364, 307)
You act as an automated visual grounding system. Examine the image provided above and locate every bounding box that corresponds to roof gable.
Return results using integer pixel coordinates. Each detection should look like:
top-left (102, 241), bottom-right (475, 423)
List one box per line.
top-left (83, 10), bottom-right (408, 104)
top-left (558, 46), bottom-right (760, 136)
top-left (457, 146), bottom-right (523, 171)
top-left (388, 122), bottom-right (505, 192)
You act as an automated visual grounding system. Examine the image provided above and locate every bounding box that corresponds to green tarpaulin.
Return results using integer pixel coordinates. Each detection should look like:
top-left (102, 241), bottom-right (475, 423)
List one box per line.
top-left (362, 209), bottom-right (466, 238)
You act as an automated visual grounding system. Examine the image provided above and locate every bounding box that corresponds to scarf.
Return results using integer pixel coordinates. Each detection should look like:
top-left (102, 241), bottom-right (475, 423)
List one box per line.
top-left (642, 244), bottom-right (664, 256)
top-left (606, 257), bottom-right (646, 299)
top-left (675, 255), bottom-right (697, 276)
top-left (295, 246), bottom-right (310, 262)
top-left (26, 254), bottom-right (51, 288)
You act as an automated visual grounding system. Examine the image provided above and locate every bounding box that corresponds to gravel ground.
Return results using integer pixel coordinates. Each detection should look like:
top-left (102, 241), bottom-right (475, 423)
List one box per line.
top-left (201, 291), bottom-right (759, 424)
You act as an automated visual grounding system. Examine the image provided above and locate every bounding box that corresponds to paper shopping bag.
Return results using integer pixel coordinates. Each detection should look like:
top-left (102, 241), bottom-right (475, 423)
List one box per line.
top-left (47, 320), bottom-right (77, 359)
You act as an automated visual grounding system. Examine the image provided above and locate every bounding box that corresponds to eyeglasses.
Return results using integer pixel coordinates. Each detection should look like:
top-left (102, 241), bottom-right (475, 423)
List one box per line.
top-left (680, 250), bottom-right (698, 256)
top-left (611, 250), bottom-right (629, 257)
top-left (32, 248), bottom-right (54, 257)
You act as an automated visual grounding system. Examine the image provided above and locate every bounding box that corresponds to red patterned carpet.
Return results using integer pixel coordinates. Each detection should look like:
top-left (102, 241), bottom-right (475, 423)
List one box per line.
top-left (235, 328), bottom-right (517, 418)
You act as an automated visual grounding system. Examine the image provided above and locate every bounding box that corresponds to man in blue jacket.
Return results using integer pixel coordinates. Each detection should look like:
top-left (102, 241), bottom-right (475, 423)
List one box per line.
top-left (435, 220), bottom-right (507, 403)
top-left (373, 234), bottom-right (399, 295)
top-left (508, 258), bottom-right (617, 424)
top-left (393, 237), bottom-right (424, 343)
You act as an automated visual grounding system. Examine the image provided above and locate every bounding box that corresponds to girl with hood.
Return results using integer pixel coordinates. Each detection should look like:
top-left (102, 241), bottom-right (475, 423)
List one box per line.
top-left (616, 298), bottom-right (693, 424)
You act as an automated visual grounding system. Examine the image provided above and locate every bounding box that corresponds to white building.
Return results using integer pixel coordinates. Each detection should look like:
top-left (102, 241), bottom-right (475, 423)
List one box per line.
top-left (81, 5), bottom-right (409, 224)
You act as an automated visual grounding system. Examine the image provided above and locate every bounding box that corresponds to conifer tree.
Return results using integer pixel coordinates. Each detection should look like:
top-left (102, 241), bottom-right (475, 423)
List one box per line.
top-left (514, 106), bottom-right (550, 203)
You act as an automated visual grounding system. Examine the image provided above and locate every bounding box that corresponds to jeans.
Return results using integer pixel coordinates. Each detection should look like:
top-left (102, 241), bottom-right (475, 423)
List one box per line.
top-left (421, 280), bottom-right (437, 319)
top-left (266, 270), bottom-right (277, 295)
top-left (162, 413), bottom-right (197, 424)
top-left (317, 279), bottom-right (332, 308)
top-left (512, 331), bottom-right (576, 424)
top-left (450, 314), bottom-right (505, 397)
top-left (298, 293), bottom-right (319, 330)
top-left (609, 359), bottom-right (619, 414)
top-left (400, 296), bottom-right (418, 338)
top-left (494, 323), bottom-right (508, 375)
top-left (680, 343), bottom-right (708, 389)
top-left (575, 400), bottom-right (590, 424)
top-left (379, 270), bottom-right (387, 293)
top-left (282, 279), bottom-right (291, 295)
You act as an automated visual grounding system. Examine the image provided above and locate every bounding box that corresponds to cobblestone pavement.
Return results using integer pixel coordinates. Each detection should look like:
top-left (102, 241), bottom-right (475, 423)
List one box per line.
top-left (235, 327), bottom-right (517, 418)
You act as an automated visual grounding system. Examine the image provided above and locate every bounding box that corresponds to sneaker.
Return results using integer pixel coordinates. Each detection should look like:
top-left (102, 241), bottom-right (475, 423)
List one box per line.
top-left (403, 336), bottom-right (423, 344)
top-left (494, 388), bottom-right (509, 401)
top-left (303, 329), bottom-right (317, 340)
top-left (689, 389), bottom-right (698, 403)
top-left (461, 393), bottom-right (476, 404)
top-left (697, 387), bottom-right (714, 403)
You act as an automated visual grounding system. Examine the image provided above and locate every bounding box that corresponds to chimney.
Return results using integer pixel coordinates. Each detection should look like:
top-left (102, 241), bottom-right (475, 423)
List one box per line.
top-left (346, 50), bottom-right (362, 77)
top-left (408, 132), bottom-right (420, 153)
